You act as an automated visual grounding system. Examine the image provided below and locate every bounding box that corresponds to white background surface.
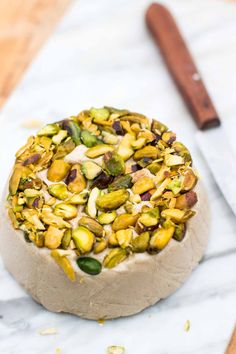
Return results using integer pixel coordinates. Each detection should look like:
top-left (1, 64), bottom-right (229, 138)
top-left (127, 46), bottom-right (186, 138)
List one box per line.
top-left (0, 0), bottom-right (236, 353)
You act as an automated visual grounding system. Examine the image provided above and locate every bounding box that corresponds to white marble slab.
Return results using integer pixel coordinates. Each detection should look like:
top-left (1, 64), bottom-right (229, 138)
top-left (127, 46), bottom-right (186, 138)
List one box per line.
top-left (0, 0), bottom-right (236, 353)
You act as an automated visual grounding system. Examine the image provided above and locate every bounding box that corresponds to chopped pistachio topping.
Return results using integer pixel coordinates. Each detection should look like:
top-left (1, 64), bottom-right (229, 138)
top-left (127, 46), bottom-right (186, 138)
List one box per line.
top-left (7, 106), bottom-right (198, 281)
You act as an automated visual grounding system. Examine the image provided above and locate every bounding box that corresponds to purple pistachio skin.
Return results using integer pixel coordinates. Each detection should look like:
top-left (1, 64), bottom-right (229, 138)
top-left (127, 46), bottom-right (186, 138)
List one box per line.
top-left (22, 153), bottom-right (41, 166)
top-left (91, 172), bottom-right (114, 189)
top-left (131, 164), bottom-right (141, 172)
top-left (140, 191), bottom-right (152, 201)
top-left (112, 121), bottom-right (124, 135)
top-left (65, 169), bottom-right (77, 185)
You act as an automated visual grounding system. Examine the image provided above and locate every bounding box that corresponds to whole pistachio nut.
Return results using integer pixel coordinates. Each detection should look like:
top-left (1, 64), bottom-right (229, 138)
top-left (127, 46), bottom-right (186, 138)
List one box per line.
top-left (117, 133), bottom-right (135, 161)
top-left (52, 130), bottom-right (68, 145)
top-left (90, 107), bottom-right (110, 122)
top-left (81, 130), bottom-right (102, 147)
top-left (81, 161), bottom-right (102, 180)
top-left (78, 216), bottom-right (103, 237)
top-left (173, 223), bottom-right (186, 242)
top-left (133, 145), bottom-right (160, 161)
top-left (103, 152), bottom-right (125, 176)
top-left (138, 208), bottom-right (159, 227)
top-left (112, 213), bottom-right (139, 231)
top-left (132, 177), bottom-right (155, 195)
top-left (66, 164), bottom-right (87, 193)
top-left (162, 131), bottom-right (176, 145)
top-left (147, 161), bottom-right (162, 174)
top-left (108, 232), bottom-right (119, 247)
top-left (132, 232), bottom-right (150, 253)
top-left (68, 192), bottom-right (88, 205)
top-left (48, 184), bottom-right (69, 200)
top-left (102, 131), bottom-right (119, 145)
top-left (54, 203), bottom-right (78, 220)
top-left (77, 256), bottom-right (102, 275)
top-left (85, 144), bottom-right (114, 158)
top-left (172, 141), bottom-right (192, 163)
top-left (72, 226), bottom-right (95, 253)
top-left (116, 229), bottom-right (133, 249)
top-left (98, 211), bottom-right (117, 225)
top-left (181, 168), bottom-right (198, 191)
top-left (45, 226), bottom-right (65, 249)
top-left (47, 160), bottom-right (71, 182)
top-left (37, 124), bottom-right (59, 137)
top-left (61, 229), bottom-right (72, 249)
top-left (103, 248), bottom-right (128, 269)
top-left (149, 226), bottom-right (175, 251)
top-left (96, 189), bottom-right (129, 211)
top-left (61, 119), bottom-right (81, 145)
top-left (93, 239), bottom-right (108, 254)
top-left (151, 120), bottom-right (168, 134)
top-left (175, 191), bottom-right (198, 209)
top-left (108, 175), bottom-right (132, 192)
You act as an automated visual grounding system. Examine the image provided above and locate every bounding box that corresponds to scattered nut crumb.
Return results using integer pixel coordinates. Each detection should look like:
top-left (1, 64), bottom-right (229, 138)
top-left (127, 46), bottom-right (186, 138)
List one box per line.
top-left (98, 319), bottom-right (105, 326)
top-left (79, 277), bottom-right (85, 284)
top-left (107, 346), bottom-right (125, 354)
top-left (39, 327), bottom-right (58, 335)
top-left (21, 119), bottom-right (43, 129)
top-left (184, 320), bottom-right (190, 332)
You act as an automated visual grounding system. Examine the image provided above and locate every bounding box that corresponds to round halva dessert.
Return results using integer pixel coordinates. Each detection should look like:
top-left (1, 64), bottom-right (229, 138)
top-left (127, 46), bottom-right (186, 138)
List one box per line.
top-left (0, 107), bottom-right (210, 320)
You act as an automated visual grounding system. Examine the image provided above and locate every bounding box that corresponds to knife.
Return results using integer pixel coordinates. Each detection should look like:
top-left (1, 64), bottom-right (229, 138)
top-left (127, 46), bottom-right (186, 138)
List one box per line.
top-left (146, 3), bottom-right (236, 214)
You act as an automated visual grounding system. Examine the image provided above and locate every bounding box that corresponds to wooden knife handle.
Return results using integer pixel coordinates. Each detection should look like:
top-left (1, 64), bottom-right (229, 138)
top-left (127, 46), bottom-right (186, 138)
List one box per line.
top-left (225, 326), bottom-right (236, 354)
top-left (146, 3), bottom-right (221, 130)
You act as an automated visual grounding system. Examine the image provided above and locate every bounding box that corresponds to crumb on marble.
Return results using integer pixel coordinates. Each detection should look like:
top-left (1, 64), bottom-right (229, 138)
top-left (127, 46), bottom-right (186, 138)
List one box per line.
top-left (39, 327), bottom-right (58, 335)
top-left (184, 320), bottom-right (191, 332)
top-left (107, 345), bottom-right (125, 354)
top-left (98, 319), bottom-right (105, 326)
top-left (21, 119), bottom-right (43, 129)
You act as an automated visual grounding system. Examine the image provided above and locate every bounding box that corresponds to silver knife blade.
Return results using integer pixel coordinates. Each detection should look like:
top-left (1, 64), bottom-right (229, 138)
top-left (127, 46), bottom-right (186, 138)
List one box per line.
top-left (196, 126), bottom-right (236, 214)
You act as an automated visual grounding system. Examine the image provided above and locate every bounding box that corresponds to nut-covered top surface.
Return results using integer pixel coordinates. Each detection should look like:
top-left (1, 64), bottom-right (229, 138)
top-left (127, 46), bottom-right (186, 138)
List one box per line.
top-left (7, 107), bottom-right (198, 280)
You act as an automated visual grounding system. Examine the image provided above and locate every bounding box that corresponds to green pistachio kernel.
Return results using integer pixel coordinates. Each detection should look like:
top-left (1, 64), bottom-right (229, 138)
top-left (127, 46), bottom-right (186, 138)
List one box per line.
top-left (77, 257), bottom-right (102, 275)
